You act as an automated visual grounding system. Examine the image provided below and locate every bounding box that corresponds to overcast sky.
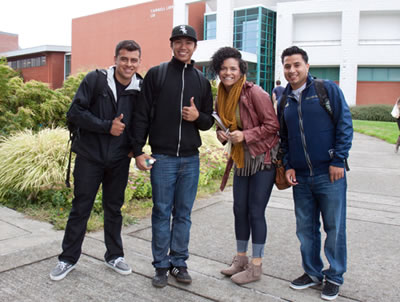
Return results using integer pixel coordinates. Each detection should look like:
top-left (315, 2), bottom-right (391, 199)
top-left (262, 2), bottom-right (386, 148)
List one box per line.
top-left (2, 0), bottom-right (149, 49)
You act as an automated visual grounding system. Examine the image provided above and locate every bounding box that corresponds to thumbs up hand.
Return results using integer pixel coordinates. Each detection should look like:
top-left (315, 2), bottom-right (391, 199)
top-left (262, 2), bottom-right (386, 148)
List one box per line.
top-left (182, 97), bottom-right (199, 122)
top-left (110, 113), bottom-right (125, 136)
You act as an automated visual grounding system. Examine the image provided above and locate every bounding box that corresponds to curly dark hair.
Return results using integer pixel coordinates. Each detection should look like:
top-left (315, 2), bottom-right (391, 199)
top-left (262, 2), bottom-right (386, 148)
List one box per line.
top-left (210, 47), bottom-right (248, 78)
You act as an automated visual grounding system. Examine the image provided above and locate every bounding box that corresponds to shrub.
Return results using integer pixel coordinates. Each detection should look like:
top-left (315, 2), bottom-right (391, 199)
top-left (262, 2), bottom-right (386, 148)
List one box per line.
top-left (0, 128), bottom-right (71, 202)
top-left (350, 104), bottom-right (396, 122)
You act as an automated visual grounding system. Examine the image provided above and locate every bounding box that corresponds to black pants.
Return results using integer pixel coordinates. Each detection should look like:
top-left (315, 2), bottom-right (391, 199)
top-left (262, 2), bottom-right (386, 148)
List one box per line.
top-left (59, 155), bottom-right (131, 264)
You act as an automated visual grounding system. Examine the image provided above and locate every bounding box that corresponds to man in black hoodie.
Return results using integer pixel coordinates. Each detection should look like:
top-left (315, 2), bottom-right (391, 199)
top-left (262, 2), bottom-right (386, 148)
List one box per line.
top-left (50, 40), bottom-right (142, 281)
top-left (133, 25), bottom-right (214, 288)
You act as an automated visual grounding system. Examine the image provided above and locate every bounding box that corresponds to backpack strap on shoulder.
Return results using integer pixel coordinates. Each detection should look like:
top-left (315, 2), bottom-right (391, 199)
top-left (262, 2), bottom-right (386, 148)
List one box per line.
top-left (314, 79), bottom-right (333, 121)
top-left (94, 69), bottom-right (107, 99)
top-left (150, 62), bottom-right (169, 121)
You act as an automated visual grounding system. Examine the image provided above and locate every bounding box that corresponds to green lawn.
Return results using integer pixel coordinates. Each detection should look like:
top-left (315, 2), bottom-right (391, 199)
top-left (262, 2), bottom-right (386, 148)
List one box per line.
top-left (353, 120), bottom-right (399, 144)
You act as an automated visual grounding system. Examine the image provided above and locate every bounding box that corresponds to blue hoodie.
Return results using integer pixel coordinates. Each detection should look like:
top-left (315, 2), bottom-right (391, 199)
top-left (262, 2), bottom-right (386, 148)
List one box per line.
top-left (278, 74), bottom-right (353, 177)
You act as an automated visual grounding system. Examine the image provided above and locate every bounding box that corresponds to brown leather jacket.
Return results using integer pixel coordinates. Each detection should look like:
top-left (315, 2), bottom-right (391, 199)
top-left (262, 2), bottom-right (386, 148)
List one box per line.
top-left (218, 81), bottom-right (280, 190)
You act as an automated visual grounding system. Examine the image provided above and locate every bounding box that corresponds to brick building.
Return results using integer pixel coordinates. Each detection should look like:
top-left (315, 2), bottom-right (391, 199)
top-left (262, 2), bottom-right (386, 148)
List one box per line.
top-left (1, 45), bottom-right (71, 89)
top-left (71, 0), bottom-right (205, 75)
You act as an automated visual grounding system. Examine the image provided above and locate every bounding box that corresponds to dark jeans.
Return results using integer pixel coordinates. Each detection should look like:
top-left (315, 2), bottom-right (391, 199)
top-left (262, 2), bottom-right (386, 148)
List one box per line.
top-left (59, 155), bottom-right (131, 264)
top-left (293, 173), bottom-right (347, 285)
top-left (150, 154), bottom-right (200, 268)
top-left (232, 168), bottom-right (275, 257)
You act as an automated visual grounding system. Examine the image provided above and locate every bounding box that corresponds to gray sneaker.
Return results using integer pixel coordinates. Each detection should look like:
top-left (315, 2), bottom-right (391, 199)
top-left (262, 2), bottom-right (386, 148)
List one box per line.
top-left (105, 257), bottom-right (132, 275)
top-left (49, 261), bottom-right (76, 281)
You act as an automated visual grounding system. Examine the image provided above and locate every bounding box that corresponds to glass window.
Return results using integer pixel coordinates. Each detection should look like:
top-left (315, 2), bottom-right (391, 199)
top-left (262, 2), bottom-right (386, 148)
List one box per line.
top-left (358, 67), bottom-right (400, 81)
top-left (309, 67), bottom-right (340, 81)
top-left (41, 56), bottom-right (46, 66)
top-left (65, 54), bottom-right (71, 78)
top-left (205, 14), bottom-right (216, 40)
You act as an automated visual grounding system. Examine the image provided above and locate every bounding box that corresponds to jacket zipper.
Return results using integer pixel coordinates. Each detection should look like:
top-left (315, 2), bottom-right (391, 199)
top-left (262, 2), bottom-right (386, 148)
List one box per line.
top-left (176, 64), bottom-right (186, 156)
top-left (297, 94), bottom-right (314, 176)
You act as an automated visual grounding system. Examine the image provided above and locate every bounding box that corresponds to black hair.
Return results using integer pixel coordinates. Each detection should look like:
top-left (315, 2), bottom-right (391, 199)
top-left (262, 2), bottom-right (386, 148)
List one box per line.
top-left (281, 46), bottom-right (308, 64)
top-left (276, 80), bottom-right (281, 85)
top-left (115, 40), bottom-right (141, 58)
top-left (210, 47), bottom-right (248, 78)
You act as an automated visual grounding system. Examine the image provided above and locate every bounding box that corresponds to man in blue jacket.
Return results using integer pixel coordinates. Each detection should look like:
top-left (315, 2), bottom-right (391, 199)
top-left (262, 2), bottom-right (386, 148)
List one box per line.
top-left (278, 46), bottom-right (353, 301)
top-left (133, 25), bottom-right (214, 288)
top-left (50, 40), bottom-right (142, 281)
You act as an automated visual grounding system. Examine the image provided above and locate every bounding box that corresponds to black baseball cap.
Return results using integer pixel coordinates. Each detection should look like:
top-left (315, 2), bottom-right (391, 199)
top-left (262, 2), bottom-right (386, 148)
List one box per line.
top-left (170, 24), bottom-right (197, 42)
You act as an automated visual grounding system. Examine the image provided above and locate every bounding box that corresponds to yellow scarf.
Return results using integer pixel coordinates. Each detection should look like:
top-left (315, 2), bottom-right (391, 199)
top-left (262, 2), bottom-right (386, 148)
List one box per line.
top-left (217, 76), bottom-right (246, 168)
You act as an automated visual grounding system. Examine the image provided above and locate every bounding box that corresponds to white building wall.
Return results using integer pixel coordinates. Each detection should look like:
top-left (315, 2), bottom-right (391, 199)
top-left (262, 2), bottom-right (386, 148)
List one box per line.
top-left (275, 0), bottom-right (400, 106)
top-left (174, 0), bottom-right (400, 105)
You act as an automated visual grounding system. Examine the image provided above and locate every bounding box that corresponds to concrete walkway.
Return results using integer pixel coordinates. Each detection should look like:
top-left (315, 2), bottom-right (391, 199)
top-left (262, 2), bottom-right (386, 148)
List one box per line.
top-left (1, 132), bottom-right (399, 301)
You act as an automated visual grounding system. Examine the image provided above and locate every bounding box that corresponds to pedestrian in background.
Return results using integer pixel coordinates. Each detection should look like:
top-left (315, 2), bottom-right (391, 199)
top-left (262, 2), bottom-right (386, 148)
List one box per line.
top-left (271, 79), bottom-right (285, 112)
top-left (391, 96), bottom-right (400, 153)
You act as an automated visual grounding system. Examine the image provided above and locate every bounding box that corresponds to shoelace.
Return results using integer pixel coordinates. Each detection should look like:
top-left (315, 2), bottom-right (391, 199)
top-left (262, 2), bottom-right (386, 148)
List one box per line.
top-left (112, 257), bottom-right (125, 267)
top-left (57, 261), bottom-right (68, 270)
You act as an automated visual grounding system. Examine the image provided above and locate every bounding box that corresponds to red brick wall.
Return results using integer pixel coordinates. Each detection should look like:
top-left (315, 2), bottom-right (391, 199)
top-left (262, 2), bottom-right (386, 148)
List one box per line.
top-left (0, 32), bottom-right (19, 52)
top-left (17, 52), bottom-right (66, 89)
top-left (71, 0), bottom-right (205, 76)
top-left (356, 82), bottom-right (400, 105)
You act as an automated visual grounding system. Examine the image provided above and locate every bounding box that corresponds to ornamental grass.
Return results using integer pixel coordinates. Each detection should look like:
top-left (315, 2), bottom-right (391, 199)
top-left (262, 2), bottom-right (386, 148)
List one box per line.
top-left (0, 128), bottom-right (70, 197)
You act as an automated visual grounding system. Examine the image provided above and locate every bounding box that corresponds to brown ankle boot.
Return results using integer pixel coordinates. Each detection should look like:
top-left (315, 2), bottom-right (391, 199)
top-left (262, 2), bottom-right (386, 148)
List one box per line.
top-left (220, 255), bottom-right (248, 276)
top-left (396, 136), bottom-right (400, 153)
top-left (231, 262), bottom-right (262, 285)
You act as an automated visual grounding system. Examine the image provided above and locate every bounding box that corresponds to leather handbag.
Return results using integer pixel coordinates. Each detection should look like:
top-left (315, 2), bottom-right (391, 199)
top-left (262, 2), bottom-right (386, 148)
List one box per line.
top-left (274, 147), bottom-right (291, 190)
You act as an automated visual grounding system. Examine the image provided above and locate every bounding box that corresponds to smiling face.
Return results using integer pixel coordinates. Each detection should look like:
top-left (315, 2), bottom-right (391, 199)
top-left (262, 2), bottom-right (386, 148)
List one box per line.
top-left (114, 48), bottom-right (141, 85)
top-left (283, 54), bottom-right (310, 90)
top-left (171, 37), bottom-right (197, 64)
top-left (218, 58), bottom-right (242, 92)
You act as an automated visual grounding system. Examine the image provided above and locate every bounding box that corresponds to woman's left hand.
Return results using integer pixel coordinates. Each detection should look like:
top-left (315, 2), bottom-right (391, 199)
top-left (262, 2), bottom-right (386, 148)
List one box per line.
top-left (229, 130), bottom-right (244, 144)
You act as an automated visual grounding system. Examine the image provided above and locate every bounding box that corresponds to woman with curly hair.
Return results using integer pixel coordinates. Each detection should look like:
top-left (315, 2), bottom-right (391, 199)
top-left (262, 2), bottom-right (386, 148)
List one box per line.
top-left (210, 47), bottom-right (280, 285)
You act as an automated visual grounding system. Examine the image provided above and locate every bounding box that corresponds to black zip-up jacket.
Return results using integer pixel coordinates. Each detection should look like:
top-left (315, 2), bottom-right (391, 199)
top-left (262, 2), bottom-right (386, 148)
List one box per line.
top-left (67, 66), bottom-right (142, 164)
top-left (133, 57), bottom-right (214, 157)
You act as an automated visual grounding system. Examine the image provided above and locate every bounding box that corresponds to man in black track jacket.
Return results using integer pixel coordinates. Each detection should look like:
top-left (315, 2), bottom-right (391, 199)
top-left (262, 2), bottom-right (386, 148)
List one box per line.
top-left (133, 25), bottom-right (214, 288)
top-left (50, 40), bottom-right (142, 281)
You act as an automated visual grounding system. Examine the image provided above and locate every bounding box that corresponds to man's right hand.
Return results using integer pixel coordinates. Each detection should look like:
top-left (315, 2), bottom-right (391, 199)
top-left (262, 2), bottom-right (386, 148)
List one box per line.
top-left (135, 153), bottom-right (154, 171)
top-left (285, 168), bottom-right (298, 186)
top-left (110, 114), bottom-right (125, 136)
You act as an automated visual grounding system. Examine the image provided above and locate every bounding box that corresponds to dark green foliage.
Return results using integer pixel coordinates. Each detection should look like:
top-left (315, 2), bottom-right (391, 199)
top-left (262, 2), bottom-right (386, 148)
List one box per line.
top-left (350, 104), bottom-right (396, 122)
top-left (0, 59), bottom-right (86, 136)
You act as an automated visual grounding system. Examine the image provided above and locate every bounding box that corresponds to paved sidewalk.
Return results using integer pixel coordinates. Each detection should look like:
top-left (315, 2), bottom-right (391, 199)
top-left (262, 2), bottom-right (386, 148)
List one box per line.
top-left (1, 132), bottom-right (399, 301)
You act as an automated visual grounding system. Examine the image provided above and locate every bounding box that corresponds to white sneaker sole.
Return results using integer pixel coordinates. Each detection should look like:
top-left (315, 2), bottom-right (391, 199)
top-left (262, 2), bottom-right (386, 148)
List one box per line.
top-left (321, 293), bottom-right (339, 300)
top-left (49, 264), bottom-right (76, 281)
top-left (290, 281), bottom-right (321, 290)
top-left (104, 261), bottom-right (132, 275)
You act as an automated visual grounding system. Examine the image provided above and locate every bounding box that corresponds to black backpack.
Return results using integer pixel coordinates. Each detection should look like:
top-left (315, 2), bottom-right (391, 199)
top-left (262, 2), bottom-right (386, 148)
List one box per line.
top-left (65, 69), bottom-right (107, 187)
top-left (278, 79), bottom-right (349, 171)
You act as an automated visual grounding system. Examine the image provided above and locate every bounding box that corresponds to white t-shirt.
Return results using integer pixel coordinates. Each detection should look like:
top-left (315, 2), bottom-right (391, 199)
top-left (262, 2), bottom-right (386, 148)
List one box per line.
top-left (291, 82), bottom-right (307, 101)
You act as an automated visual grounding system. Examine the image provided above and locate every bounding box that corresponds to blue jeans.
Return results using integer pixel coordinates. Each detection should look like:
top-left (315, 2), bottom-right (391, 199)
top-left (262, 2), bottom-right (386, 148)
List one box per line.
top-left (233, 168), bottom-right (275, 258)
top-left (150, 154), bottom-right (200, 268)
top-left (293, 173), bottom-right (347, 285)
